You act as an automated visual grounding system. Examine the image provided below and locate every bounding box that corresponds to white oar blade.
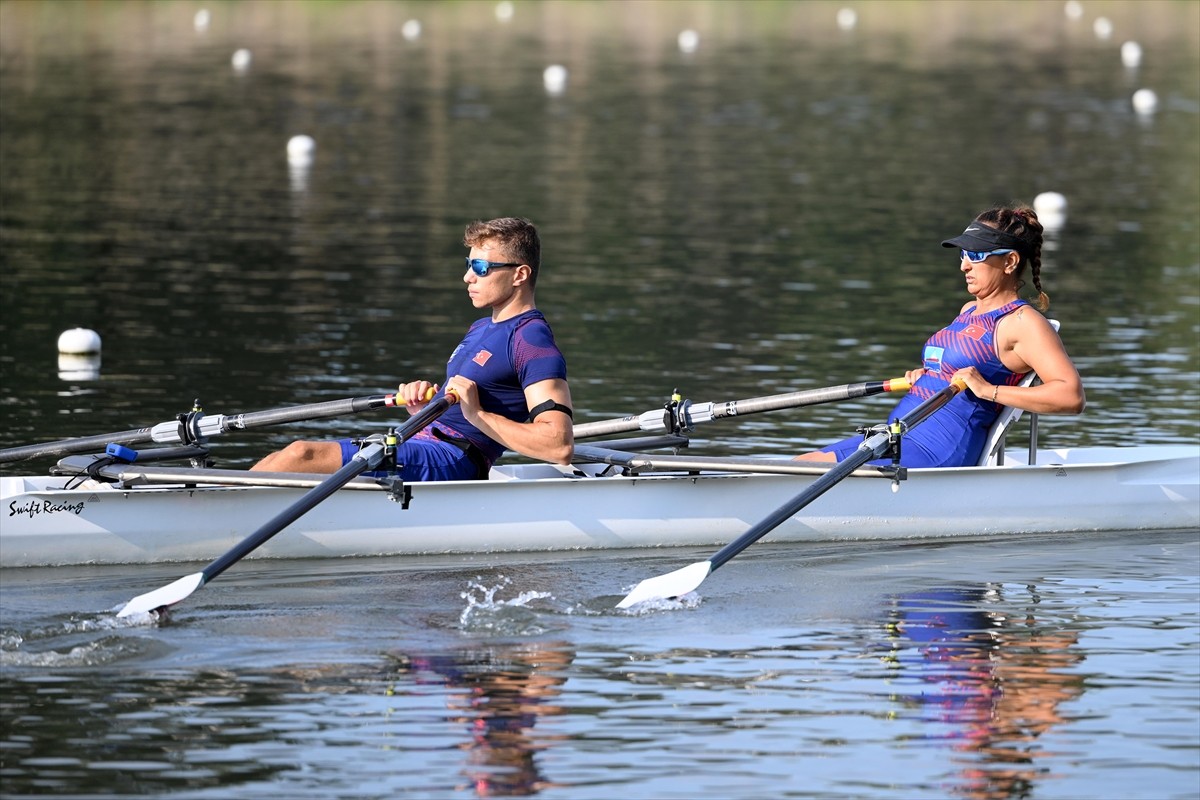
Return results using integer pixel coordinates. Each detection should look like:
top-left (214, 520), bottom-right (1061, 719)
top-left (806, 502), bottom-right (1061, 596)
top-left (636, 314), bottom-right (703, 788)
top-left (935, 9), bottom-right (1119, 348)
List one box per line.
top-left (116, 572), bottom-right (205, 618)
top-left (616, 561), bottom-right (712, 609)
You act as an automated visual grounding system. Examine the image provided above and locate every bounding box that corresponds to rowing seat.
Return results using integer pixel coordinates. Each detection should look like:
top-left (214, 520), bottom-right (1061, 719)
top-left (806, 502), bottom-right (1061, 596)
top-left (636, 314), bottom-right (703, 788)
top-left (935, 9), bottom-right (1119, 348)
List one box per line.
top-left (976, 319), bottom-right (1059, 466)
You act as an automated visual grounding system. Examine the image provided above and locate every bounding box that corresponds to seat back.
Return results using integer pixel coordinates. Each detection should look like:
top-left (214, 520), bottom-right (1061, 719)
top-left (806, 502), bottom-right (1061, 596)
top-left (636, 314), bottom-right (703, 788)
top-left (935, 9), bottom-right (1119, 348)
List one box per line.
top-left (976, 319), bottom-right (1059, 466)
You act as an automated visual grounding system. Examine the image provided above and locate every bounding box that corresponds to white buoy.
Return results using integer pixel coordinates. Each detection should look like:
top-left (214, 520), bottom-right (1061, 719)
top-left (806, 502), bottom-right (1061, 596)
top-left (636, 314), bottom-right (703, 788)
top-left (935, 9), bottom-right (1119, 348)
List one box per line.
top-left (1120, 41), bottom-right (1142, 69)
top-left (1063, 1), bottom-right (1083, 20)
top-left (231, 49), bottom-right (252, 71)
top-left (287, 136), bottom-right (314, 191)
top-left (193, 8), bottom-right (210, 32)
top-left (58, 353), bottom-right (101, 382)
top-left (543, 64), bottom-right (568, 96)
top-left (1093, 17), bottom-right (1113, 40)
top-left (287, 134), bottom-right (316, 165)
top-left (1132, 88), bottom-right (1158, 115)
top-left (677, 29), bottom-right (699, 54)
top-left (57, 327), bottom-right (101, 354)
top-left (495, 1), bottom-right (514, 22)
top-left (401, 19), bottom-right (421, 41)
top-left (1033, 192), bottom-right (1068, 232)
top-left (836, 8), bottom-right (858, 31)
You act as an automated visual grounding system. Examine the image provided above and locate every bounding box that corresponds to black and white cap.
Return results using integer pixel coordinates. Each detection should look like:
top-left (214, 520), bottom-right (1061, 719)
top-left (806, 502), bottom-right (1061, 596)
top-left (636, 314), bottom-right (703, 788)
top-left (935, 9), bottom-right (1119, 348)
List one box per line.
top-left (941, 223), bottom-right (1027, 254)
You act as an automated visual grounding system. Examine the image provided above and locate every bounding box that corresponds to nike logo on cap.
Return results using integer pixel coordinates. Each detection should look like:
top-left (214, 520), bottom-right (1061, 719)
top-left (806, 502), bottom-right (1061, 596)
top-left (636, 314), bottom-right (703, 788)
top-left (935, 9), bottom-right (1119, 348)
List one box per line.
top-left (966, 226), bottom-right (981, 232)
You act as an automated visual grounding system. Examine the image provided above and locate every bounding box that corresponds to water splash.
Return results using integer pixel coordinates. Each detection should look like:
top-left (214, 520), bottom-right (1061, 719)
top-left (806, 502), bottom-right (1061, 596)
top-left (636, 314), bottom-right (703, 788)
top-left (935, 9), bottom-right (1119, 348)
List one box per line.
top-left (0, 614), bottom-right (160, 671)
top-left (458, 576), bottom-right (554, 635)
top-left (617, 591), bottom-right (703, 614)
top-left (1, 611), bottom-right (159, 667)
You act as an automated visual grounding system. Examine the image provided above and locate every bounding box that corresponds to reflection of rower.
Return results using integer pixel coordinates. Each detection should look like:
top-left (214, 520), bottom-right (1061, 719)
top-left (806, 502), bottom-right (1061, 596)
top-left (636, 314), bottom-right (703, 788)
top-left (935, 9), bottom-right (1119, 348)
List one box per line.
top-left (388, 641), bottom-right (573, 797)
top-left (884, 585), bottom-right (1084, 800)
top-left (887, 588), bottom-right (1001, 727)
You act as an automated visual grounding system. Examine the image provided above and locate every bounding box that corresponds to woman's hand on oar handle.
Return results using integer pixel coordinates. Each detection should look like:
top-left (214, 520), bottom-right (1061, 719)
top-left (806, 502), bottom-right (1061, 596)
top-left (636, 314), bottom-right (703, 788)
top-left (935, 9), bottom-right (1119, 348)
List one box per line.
top-left (892, 371), bottom-right (971, 395)
top-left (949, 368), bottom-right (989, 401)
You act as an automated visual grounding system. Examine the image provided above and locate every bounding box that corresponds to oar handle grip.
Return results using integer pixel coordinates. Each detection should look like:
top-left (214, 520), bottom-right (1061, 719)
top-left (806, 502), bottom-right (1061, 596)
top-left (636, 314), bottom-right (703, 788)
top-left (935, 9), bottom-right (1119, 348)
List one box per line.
top-left (392, 385), bottom-right (445, 404)
top-left (895, 377), bottom-right (966, 431)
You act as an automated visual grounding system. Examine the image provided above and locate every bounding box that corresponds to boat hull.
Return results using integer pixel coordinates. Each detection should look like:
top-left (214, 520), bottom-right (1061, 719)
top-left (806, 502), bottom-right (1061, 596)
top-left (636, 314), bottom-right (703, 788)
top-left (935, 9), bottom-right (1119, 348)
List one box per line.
top-left (1, 446), bottom-right (1196, 567)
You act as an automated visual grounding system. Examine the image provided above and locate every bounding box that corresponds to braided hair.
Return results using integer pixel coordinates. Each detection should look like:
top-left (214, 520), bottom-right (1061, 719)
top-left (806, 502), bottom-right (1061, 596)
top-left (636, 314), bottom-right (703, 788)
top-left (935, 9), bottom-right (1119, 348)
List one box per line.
top-left (975, 205), bottom-right (1049, 311)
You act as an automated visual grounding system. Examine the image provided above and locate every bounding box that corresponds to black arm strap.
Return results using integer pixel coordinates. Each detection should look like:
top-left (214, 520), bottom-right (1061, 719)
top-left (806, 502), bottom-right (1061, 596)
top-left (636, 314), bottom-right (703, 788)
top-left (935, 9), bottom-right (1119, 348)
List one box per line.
top-left (528, 400), bottom-right (573, 421)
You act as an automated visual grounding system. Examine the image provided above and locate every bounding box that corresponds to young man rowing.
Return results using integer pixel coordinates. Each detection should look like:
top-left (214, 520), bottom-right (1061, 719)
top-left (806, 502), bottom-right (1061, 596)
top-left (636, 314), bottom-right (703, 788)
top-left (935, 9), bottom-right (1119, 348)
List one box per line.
top-left (252, 217), bottom-right (574, 480)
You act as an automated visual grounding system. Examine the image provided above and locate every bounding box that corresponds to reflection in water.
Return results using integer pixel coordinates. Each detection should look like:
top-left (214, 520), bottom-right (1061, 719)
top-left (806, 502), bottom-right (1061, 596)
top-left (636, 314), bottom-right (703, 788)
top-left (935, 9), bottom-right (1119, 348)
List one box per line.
top-left (56, 352), bottom-right (102, 382)
top-left (884, 586), bottom-right (1085, 800)
top-left (387, 641), bottom-right (573, 797)
top-left (0, 640), bottom-right (573, 797)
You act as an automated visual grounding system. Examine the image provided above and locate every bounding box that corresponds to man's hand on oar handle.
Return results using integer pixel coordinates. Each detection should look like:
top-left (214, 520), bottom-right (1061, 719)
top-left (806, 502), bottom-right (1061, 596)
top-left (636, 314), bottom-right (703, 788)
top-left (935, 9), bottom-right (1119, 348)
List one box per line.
top-left (395, 382), bottom-right (448, 412)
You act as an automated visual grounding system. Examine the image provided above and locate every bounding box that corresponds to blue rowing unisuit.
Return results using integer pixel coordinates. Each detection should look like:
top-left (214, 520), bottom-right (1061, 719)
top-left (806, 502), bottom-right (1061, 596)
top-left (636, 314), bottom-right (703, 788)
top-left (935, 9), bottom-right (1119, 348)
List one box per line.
top-left (430, 309), bottom-right (568, 464)
top-left (340, 309), bottom-right (567, 481)
top-left (821, 300), bottom-right (1029, 468)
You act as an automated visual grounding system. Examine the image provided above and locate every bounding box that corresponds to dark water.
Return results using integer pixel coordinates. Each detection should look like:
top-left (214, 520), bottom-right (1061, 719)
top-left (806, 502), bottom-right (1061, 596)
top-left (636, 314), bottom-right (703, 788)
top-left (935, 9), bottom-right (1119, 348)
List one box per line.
top-left (1, 2), bottom-right (1198, 798)
top-left (1, 0), bottom-right (1197, 466)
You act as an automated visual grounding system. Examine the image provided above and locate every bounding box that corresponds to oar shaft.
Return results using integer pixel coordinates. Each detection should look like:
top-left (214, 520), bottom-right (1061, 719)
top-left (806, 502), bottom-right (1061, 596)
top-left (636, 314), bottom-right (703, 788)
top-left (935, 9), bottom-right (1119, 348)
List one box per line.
top-left (573, 378), bottom-right (909, 440)
top-left (201, 448), bottom-right (381, 584)
top-left (708, 444), bottom-right (879, 572)
top-left (0, 394), bottom-right (398, 464)
top-left (201, 392), bottom-right (454, 583)
top-left (572, 410), bottom-right (670, 440)
top-left (0, 427), bottom-right (156, 464)
top-left (221, 394), bottom-right (395, 431)
top-left (707, 378), bottom-right (964, 573)
top-left (689, 378), bottom-right (910, 424)
top-left (116, 393), bottom-right (456, 618)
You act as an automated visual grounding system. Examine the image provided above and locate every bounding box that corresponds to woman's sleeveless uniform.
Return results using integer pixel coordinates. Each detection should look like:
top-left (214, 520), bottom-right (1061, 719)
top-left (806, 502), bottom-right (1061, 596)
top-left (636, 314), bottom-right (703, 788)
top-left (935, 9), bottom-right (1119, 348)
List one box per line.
top-left (820, 300), bottom-right (1030, 468)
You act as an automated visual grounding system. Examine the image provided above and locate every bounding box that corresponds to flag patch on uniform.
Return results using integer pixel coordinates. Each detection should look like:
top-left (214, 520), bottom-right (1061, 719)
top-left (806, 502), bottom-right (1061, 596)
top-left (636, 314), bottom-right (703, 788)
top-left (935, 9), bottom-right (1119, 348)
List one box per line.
top-left (473, 350), bottom-right (493, 366)
top-left (960, 324), bottom-right (986, 341)
top-left (922, 345), bottom-right (944, 373)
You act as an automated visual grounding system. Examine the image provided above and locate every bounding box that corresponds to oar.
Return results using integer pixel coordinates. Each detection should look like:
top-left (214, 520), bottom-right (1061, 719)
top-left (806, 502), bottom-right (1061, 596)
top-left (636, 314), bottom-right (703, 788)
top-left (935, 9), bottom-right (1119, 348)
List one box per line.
top-left (0, 393), bottom-right (402, 464)
top-left (115, 392), bottom-right (457, 618)
top-left (573, 377), bottom-right (910, 440)
top-left (615, 378), bottom-right (966, 609)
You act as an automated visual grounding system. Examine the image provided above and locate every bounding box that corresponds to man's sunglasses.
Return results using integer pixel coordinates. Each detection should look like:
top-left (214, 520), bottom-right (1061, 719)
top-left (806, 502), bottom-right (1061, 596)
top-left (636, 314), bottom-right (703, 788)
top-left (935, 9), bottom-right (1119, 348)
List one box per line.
top-left (961, 249), bottom-right (1014, 263)
top-left (466, 257), bottom-right (522, 277)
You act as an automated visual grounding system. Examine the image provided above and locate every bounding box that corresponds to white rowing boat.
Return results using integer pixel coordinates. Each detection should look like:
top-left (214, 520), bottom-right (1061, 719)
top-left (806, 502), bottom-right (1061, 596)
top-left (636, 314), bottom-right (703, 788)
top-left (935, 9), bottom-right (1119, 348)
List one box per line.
top-left (3, 371), bottom-right (1197, 585)
top-left (3, 442), bottom-right (1196, 568)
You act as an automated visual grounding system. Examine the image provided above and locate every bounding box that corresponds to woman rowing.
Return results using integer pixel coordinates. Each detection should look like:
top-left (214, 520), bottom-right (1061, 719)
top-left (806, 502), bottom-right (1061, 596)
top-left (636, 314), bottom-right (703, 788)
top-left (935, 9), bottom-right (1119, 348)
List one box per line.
top-left (796, 204), bottom-right (1085, 468)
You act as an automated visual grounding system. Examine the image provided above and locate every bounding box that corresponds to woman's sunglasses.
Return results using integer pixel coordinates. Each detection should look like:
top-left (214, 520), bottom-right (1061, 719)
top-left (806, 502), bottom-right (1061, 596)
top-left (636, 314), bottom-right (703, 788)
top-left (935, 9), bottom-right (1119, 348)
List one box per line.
top-left (961, 249), bottom-right (1014, 263)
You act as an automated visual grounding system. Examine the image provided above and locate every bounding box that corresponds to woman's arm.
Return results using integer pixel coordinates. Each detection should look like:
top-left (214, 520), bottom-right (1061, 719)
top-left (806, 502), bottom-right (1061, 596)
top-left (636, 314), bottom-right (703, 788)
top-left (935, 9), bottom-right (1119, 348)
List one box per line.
top-left (955, 309), bottom-right (1085, 414)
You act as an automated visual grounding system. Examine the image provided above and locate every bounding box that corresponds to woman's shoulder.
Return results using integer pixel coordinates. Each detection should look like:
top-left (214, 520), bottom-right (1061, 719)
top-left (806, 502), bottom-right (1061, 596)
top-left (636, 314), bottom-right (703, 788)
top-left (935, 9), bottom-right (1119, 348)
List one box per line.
top-left (1002, 300), bottom-right (1048, 325)
top-left (996, 301), bottom-right (1060, 342)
